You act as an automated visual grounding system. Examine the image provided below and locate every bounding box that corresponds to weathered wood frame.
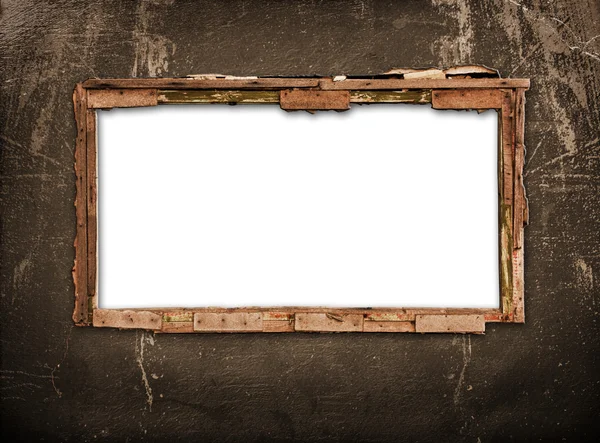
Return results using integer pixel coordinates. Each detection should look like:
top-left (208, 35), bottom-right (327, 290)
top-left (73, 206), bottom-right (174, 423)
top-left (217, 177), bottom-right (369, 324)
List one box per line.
top-left (73, 71), bottom-right (529, 334)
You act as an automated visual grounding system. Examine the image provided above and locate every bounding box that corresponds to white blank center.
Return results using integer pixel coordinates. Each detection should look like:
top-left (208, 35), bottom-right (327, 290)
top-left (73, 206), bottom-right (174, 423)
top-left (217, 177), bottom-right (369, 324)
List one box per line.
top-left (98, 105), bottom-right (498, 309)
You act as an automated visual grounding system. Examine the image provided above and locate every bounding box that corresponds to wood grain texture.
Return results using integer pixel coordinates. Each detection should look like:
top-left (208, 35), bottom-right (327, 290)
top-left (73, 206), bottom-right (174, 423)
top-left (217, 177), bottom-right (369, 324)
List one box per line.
top-left (88, 89), bottom-right (158, 108)
top-left (280, 89), bottom-right (350, 110)
top-left (363, 321), bottom-right (415, 332)
top-left (72, 84), bottom-right (88, 325)
top-left (295, 313), bottom-right (363, 332)
top-left (415, 315), bottom-right (485, 333)
top-left (194, 312), bottom-right (263, 332)
top-left (93, 309), bottom-right (162, 330)
top-left (85, 109), bottom-right (97, 315)
top-left (431, 89), bottom-right (503, 109)
top-left (319, 78), bottom-right (530, 90)
top-left (83, 78), bottom-right (321, 89)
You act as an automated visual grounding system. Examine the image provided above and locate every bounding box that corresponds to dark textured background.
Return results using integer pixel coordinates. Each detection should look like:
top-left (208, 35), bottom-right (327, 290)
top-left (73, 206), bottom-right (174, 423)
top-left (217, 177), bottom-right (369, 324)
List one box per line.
top-left (1, 1), bottom-right (599, 441)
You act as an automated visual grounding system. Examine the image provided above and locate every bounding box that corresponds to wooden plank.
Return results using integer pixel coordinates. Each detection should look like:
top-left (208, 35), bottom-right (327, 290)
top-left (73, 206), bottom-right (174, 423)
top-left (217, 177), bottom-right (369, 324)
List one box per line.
top-left (500, 204), bottom-right (514, 319)
top-left (83, 78), bottom-right (320, 89)
top-left (513, 89), bottom-right (526, 248)
top-left (262, 312), bottom-right (294, 332)
top-left (512, 248), bottom-right (525, 323)
top-left (501, 90), bottom-right (515, 207)
top-left (365, 313), bottom-right (413, 321)
top-left (193, 312), bottom-right (263, 332)
top-left (415, 315), bottom-right (485, 333)
top-left (158, 89), bottom-right (279, 104)
top-left (88, 89), bottom-right (157, 108)
top-left (280, 90), bottom-right (350, 110)
top-left (93, 309), bottom-right (162, 330)
top-left (363, 321), bottom-right (415, 332)
top-left (162, 312), bottom-right (194, 322)
top-left (295, 313), bottom-right (363, 332)
top-left (72, 84), bottom-right (88, 325)
top-left (159, 322), bottom-right (195, 333)
top-left (431, 89), bottom-right (503, 109)
top-left (86, 109), bottom-right (97, 317)
top-left (350, 90), bottom-right (431, 103)
top-left (320, 78), bottom-right (530, 90)
top-left (263, 320), bottom-right (295, 332)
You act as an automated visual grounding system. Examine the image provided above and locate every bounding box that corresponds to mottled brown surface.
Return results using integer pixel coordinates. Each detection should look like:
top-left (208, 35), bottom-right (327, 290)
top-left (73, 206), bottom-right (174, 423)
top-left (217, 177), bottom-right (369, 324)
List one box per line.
top-left (1, 1), bottom-right (599, 441)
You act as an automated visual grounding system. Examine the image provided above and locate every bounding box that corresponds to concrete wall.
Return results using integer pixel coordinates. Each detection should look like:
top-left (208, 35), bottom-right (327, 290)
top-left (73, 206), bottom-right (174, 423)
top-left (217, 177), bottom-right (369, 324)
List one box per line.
top-left (1, 1), bottom-right (599, 441)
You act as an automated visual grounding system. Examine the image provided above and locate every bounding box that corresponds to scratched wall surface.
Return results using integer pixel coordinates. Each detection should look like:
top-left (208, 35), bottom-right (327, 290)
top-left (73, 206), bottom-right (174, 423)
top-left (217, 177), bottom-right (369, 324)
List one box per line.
top-left (1, 0), bottom-right (599, 441)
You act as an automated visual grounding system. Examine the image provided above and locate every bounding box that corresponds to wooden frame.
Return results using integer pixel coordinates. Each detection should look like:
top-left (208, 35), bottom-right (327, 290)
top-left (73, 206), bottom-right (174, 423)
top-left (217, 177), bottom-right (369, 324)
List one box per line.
top-left (73, 67), bottom-right (529, 334)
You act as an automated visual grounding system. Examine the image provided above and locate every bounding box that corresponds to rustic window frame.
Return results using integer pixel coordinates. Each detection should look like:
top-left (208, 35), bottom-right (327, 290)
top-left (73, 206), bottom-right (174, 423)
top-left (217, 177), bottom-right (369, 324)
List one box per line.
top-left (73, 68), bottom-right (529, 334)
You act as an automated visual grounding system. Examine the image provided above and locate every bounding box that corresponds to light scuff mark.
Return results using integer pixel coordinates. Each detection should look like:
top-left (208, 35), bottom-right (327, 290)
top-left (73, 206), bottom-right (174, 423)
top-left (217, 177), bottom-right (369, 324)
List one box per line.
top-left (430, 0), bottom-right (474, 65)
top-left (502, 0), bottom-right (594, 185)
top-left (12, 251), bottom-right (33, 304)
top-left (132, 0), bottom-right (176, 77)
top-left (43, 326), bottom-right (73, 398)
top-left (454, 335), bottom-right (472, 406)
top-left (574, 258), bottom-right (595, 305)
top-left (135, 331), bottom-right (155, 411)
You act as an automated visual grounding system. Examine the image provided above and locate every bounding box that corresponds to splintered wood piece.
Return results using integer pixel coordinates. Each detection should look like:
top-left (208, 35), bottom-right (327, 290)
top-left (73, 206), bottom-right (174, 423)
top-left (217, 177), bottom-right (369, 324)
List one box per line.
top-left (363, 321), bottom-right (415, 332)
top-left (432, 89), bottom-right (503, 109)
top-left (403, 68), bottom-right (446, 79)
top-left (415, 315), bottom-right (485, 333)
top-left (193, 312), bottom-right (263, 332)
top-left (280, 90), bottom-right (350, 110)
top-left (88, 89), bottom-right (157, 108)
top-left (295, 313), bottom-right (363, 332)
top-left (443, 65), bottom-right (499, 77)
top-left (93, 309), bottom-right (162, 330)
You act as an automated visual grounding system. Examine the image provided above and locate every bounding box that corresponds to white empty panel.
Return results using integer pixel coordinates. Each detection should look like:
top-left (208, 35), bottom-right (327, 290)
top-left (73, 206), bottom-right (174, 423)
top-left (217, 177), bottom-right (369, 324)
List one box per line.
top-left (97, 104), bottom-right (498, 308)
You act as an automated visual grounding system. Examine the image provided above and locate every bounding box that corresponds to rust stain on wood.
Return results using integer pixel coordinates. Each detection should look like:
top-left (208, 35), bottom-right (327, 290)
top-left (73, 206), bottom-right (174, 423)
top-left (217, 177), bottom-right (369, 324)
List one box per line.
top-left (194, 312), bottom-right (263, 332)
top-left (93, 309), bottom-right (162, 330)
top-left (280, 89), bottom-right (350, 110)
top-left (415, 315), bottom-right (485, 334)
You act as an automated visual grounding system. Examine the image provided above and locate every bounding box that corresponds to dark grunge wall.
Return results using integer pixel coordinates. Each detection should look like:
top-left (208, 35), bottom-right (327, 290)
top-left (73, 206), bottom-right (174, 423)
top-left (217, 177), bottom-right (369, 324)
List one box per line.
top-left (1, 1), bottom-right (599, 441)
